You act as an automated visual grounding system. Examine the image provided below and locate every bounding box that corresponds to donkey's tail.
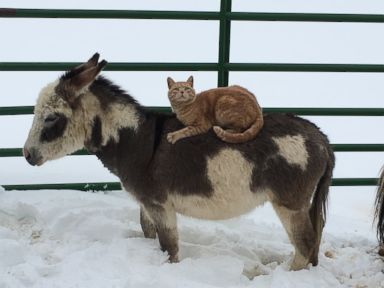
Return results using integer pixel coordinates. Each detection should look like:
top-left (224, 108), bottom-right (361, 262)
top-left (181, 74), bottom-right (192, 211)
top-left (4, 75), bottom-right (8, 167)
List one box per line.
top-left (374, 167), bottom-right (384, 247)
top-left (213, 115), bottom-right (264, 144)
top-left (309, 145), bottom-right (335, 258)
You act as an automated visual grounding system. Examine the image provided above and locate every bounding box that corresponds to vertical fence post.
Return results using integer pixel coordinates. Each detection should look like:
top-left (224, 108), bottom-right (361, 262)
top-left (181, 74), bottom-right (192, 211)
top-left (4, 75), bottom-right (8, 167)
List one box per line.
top-left (218, 0), bottom-right (232, 87)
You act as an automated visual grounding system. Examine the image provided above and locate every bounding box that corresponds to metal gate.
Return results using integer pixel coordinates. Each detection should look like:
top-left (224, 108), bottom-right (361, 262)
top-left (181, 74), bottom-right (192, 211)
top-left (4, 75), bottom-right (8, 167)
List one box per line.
top-left (0, 1), bottom-right (383, 191)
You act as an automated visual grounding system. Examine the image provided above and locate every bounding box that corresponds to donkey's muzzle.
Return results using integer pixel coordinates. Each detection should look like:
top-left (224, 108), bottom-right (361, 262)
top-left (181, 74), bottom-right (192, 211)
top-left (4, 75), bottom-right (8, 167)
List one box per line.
top-left (23, 147), bottom-right (42, 166)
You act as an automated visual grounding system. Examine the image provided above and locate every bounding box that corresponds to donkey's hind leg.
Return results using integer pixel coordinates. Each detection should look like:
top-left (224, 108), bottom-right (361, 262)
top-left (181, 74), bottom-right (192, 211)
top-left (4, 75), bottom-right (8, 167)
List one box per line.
top-left (140, 206), bottom-right (156, 239)
top-left (272, 203), bottom-right (317, 270)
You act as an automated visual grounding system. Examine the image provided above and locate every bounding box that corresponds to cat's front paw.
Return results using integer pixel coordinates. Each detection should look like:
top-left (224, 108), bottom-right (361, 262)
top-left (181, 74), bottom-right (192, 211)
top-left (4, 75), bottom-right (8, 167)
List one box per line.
top-left (167, 132), bottom-right (180, 144)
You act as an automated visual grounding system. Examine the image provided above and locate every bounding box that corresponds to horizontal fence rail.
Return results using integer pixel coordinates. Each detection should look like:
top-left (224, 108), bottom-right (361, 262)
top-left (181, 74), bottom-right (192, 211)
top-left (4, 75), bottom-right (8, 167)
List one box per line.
top-left (0, 9), bottom-right (220, 20)
top-left (1, 106), bottom-right (383, 116)
top-left (1, 178), bottom-right (379, 191)
top-left (225, 63), bottom-right (384, 73)
top-left (0, 62), bottom-right (218, 71)
top-left (1, 144), bottom-right (383, 158)
top-left (2, 8), bottom-right (384, 23)
top-left (3, 62), bottom-right (384, 72)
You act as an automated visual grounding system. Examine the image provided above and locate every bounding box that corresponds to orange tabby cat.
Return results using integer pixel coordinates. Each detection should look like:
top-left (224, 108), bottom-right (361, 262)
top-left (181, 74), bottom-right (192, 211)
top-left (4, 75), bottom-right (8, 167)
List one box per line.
top-left (166, 76), bottom-right (264, 144)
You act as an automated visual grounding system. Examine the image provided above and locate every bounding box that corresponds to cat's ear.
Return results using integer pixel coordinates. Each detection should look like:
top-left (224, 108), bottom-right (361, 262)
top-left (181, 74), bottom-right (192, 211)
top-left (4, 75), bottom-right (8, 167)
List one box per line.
top-left (187, 76), bottom-right (194, 87)
top-left (167, 77), bottom-right (176, 89)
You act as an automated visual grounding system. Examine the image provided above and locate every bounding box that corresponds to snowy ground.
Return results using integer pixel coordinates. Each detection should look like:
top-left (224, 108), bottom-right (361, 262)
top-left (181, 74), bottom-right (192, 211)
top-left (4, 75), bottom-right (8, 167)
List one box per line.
top-left (0, 186), bottom-right (383, 288)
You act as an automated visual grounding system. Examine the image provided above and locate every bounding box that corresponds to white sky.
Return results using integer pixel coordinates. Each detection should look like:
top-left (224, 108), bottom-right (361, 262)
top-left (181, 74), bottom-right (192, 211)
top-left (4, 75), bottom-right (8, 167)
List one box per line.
top-left (0, 0), bottom-right (383, 188)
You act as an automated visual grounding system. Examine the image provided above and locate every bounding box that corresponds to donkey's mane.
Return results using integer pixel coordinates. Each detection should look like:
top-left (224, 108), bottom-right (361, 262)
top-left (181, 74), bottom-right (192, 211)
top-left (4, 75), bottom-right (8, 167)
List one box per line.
top-left (60, 70), bottom-right (80, 81)
top-left (59, 70), bottom-right (146, 114)
top-left (88, 75), bottom-right (145, 113)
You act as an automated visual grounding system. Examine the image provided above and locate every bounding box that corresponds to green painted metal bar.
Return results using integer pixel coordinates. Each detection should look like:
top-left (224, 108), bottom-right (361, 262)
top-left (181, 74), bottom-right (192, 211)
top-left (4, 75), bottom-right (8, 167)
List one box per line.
top-left (332, 144), bottom-right (384, 152)
top-left (0, 62), bottom-right (218, 71)
top-left (0, 8), bottom-right (220, 20)
top-left (228, 12), bottom-right (384, 23)
top-left (1, 106), bottom-right (383, 116)
top-left (263, 107), bottom-right (384, 116)
top-left (1, 178), bottom-right (379, 191)
top-left (217, 0), bottom-right (231, 87)
top-left (0, 148), bottom-right (23, 157)
top-left (2, 182), bottom-right (121, 191)
top-left (0, 106), bottom-right (34, 115)
top-left (3, 62), bottom-right (384, 72)
top-left (2, 8), bottom-right (384, 23)
top-left (1, 144), bottom-right (383, 158)
top-left (226, 63), bottom-right (384, 72)
top-left (331, 178), bottom-right (379, 186)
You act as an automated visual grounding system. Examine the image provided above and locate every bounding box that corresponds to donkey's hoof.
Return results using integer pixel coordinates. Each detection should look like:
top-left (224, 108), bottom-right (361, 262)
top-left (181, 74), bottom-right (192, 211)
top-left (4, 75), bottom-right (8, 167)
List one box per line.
top-left (378, 246), bottom-right (384, 256)
top-left (289, 254), bottom-right (310, 271)
top-left (169, 254), bottom-right (179, 263)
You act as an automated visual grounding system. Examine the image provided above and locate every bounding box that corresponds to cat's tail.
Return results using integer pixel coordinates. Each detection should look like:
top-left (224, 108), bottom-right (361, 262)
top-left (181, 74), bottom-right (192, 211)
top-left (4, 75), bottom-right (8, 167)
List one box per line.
top-left (213, 115), bottom-right (264, 144)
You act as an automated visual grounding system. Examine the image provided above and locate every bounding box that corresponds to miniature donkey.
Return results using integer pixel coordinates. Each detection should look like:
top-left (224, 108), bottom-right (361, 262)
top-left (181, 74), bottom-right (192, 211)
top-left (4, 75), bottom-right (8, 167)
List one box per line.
top-left (24, 54), bottom-right (335, 271)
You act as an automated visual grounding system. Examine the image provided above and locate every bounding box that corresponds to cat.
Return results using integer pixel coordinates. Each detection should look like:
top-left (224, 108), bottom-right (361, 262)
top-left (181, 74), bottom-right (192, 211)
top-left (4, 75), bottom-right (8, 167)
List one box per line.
top-left (166, 76), bottom-right (264, 144)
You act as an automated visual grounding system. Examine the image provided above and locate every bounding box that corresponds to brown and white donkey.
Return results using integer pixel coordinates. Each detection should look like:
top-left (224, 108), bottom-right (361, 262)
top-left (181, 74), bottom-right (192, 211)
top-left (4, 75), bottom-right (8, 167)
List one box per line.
top-left (24, 54), bottom-right (335, 271)
top-left (375, 167), bottom-right (384, 255)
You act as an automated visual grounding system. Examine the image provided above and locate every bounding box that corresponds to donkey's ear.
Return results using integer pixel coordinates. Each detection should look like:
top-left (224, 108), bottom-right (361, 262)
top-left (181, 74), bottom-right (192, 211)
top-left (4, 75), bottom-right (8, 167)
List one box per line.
top-left (186, 76), bottom-right (193, 87)
top-left (167, 77), bottom-right (176, 89)
top-left (86, 53), bottom-right (100, 67)
top-left (71, 53), bottom-right (100, 75)
top-left (70, 60), bottom-right (107, 91)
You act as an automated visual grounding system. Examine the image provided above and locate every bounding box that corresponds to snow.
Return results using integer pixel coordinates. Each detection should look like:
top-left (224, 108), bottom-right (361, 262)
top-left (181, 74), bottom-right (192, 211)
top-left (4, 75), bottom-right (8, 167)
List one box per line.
top-left (0, 187), bottom-right (383, 288)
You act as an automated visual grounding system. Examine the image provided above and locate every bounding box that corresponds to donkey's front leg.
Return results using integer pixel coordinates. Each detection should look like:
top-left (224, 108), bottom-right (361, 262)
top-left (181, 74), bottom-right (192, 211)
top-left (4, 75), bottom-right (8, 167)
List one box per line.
top-left (140, 206), bottom-right (156, 239)
top-left (143, 201), bottom-right (179, 263)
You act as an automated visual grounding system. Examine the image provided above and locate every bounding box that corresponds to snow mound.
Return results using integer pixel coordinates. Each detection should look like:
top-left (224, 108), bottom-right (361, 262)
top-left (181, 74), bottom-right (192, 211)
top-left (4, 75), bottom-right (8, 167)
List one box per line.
top-left (0, 189), bottom-right (383, 288)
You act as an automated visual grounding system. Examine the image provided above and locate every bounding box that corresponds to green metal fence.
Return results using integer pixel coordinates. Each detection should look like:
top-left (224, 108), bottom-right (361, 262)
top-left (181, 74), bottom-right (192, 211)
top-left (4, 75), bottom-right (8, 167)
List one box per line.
top-left (1, 2), bottom-right (383, 191)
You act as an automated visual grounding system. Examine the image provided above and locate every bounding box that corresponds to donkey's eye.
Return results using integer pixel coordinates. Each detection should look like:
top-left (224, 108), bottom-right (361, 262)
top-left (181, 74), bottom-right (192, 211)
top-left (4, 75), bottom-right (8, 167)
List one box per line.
top-left (40, 113), bottom-right (68, 142)
top-left (43, 114), bottom-right (61, 128)
top-left (44, 114), bottom-right (58, 123)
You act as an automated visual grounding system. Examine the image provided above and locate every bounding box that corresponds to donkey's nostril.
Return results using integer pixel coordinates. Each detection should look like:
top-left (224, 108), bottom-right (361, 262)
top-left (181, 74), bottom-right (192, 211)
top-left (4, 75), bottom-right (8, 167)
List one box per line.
top-left (23, 147), bottom-right (42, 166)
top-left (23, 147), bottom-right (31, 160)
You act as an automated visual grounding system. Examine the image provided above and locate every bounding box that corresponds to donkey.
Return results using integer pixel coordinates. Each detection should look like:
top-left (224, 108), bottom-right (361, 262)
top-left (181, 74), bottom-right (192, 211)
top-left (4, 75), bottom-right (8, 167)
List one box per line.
top-left (24, 53), bottom-right (335, 271)
top-left (374, 167), bottom-right (384, 255)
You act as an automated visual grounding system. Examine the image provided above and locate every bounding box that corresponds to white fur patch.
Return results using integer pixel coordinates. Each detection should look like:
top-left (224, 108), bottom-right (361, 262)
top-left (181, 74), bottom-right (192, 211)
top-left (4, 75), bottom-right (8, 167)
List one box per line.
top-left (100, 101), bottom-right (139, 145)
top-left (80, 93), bottom-right (139, 146)
top-left (171, 148), bottom-right (269, 220)
top-left (272, 135), bottom-right (308, 170)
